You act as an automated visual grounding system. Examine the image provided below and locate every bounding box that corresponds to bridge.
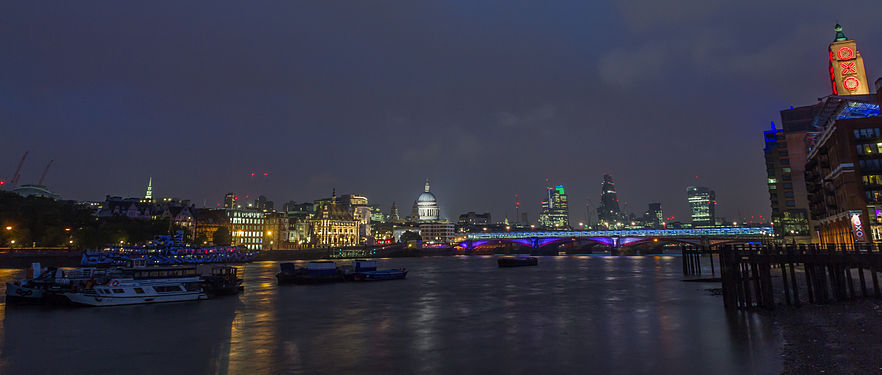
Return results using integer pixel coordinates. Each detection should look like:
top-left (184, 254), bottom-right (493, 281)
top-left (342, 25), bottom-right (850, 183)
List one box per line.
top-left (459, 227), bottom-right (774, 251)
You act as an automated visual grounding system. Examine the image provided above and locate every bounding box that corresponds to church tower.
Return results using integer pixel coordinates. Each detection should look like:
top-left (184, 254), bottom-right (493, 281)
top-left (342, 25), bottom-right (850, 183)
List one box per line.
top-left (144, 177), bottom-right (153, 201)
top-left (829, 24), bottom-right (869, 95)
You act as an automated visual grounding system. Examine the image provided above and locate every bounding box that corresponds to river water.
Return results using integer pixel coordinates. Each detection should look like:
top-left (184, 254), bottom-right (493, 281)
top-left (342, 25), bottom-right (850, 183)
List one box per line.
top-left (0, 256), bottom-right (781, 374)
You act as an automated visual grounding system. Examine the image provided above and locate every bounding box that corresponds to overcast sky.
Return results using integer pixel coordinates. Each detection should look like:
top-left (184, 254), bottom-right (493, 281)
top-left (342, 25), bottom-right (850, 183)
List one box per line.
top-left (2, 1), bottom-right (881, 224)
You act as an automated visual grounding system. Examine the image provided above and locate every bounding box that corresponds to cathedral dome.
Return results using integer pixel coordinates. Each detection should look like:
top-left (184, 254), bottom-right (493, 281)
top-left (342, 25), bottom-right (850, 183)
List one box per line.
top-left (417, 191), bottom-right (437, 203)
top-left (414, 178), bottom-right (440, 222)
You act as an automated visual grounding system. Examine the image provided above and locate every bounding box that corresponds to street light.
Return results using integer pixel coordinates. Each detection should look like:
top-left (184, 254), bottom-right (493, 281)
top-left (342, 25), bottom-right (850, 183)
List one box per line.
top-left (5, 226), bottom-right (11, 231)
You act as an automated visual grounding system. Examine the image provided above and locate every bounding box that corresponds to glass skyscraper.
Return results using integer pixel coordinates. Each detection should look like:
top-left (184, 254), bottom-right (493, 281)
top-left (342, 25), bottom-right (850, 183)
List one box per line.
top-left (597, 174), bottom-right (621, 228)
top-left (539, 185), bottom-right (569, 229)
top-left (687, 186), bottom-right (716, 227)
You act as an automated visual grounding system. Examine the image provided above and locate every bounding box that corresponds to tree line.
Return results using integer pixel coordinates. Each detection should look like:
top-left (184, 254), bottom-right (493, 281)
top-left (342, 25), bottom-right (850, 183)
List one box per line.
top-left (0, 191), bottom-right (184, 249)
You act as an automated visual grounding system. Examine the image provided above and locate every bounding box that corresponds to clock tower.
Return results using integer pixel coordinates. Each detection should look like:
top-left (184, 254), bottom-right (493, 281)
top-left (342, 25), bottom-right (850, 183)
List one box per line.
top-left (828, 24), bottom-right (869, 95)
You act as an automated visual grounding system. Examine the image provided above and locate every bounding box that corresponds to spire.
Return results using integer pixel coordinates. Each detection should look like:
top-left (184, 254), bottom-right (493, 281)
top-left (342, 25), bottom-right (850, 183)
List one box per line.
top-left (424, 178), bottom-right (431, 192)
top-left (144, 177), bottom-right (153, 200)
top-left (833, 24), bottom-right (847, 42)
top-left (332, 188), bottom-right (337, 204)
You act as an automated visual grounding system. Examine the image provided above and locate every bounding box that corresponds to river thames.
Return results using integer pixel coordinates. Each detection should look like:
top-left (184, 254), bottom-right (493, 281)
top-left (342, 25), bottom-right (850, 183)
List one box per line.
top-left (0, 256), bottom-right (781, 374)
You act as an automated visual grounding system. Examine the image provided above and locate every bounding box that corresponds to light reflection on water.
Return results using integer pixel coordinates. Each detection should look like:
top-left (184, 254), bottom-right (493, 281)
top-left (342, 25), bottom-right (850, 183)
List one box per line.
top-left (0, 257), bottom-right (780, 374)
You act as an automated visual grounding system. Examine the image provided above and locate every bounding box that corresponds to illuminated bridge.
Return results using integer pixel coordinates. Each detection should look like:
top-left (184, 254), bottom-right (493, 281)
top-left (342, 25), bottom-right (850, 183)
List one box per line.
top-left (459, 227), bottom-right (774, 250)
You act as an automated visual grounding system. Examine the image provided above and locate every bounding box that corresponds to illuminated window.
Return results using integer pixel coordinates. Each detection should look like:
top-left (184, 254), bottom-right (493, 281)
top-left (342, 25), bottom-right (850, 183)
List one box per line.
top-left (768, 178), bottom-right (777, 184)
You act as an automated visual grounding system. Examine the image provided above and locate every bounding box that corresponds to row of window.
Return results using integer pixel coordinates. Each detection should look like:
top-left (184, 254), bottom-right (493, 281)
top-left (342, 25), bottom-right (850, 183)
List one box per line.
top-left (231, 218), bottom-right (264, 224)
top-left (96, 286), bottom-right (182, 295)
top-left (859, 159), bottom-right (882, 172)
top-left (856, 143), bottom-right (882, 155)
top-left (770, 200), bottom-right (796, 207)
top-left (232, 225), bottom-right (262, 231)
top-left (237, 238), bottom-right (263, 244)
top-left (855, 128), bottom-right (881, 140)
top-left (864, 175), bottom-right (882, 185)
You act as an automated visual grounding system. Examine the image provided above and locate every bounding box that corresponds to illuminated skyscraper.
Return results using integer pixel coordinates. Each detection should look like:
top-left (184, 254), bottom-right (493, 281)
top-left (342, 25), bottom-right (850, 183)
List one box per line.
top-left (687, 186), bottom-right (716, 227)
top-left (144, 177), bottom-right (153, 201)
top-left (596, 174), bottom-right (620, 228)
top-left (538, 185), bottom-right (569, 229)
top-left (644, 203), bottom-right (664, 228)
top-left (223, 193), bottom-right (236, 209)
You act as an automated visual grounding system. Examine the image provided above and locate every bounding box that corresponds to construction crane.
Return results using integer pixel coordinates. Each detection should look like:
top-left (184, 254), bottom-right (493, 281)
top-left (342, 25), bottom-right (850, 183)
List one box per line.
top-left (38, 159), bottom-right (54, 186)
top-left (9, 151), bottom-right (29, 187)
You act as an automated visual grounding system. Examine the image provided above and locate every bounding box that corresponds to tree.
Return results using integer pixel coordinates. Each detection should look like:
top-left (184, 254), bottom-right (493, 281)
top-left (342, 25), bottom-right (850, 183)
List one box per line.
top-left (212, 227), bottom-right (232, 246)
top-left (400, 230), bottom-right (422, 243)
top-left (194, 233), bottom-right (209, 246)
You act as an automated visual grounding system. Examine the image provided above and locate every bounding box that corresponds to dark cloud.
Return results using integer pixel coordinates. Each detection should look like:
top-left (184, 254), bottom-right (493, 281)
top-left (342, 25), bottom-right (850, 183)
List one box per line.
top-left (1, 1), bottom-right (881, 223)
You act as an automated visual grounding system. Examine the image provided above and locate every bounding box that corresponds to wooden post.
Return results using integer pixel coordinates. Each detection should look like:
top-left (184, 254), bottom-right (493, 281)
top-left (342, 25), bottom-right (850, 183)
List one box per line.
top-left (788, 246), bottom-right (800, 306)
top-left (681, 245), bottom-right (687, 275)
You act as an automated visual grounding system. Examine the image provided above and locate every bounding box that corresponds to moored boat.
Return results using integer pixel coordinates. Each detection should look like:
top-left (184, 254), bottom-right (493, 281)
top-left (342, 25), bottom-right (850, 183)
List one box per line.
top-left (61, 265), bottom-right (207, 306)
top-left (276, 261), bottom-right (344, 284)
top-left (5, 263), bottom-right (108, 304)
top-left (497, 256), bottom-right (538, 267)
top-left (198, 265), bottom-right (243, 296)
top-left (345, 260), bottom-right (408, 281)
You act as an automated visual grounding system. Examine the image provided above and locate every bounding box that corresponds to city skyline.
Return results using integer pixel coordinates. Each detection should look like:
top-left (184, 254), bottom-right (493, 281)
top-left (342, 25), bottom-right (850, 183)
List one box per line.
top-left (2, 2), bottom-right (881, 224)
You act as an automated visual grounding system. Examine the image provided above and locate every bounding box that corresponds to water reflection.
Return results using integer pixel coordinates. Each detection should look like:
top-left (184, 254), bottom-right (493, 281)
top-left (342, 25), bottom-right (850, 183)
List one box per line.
top-left (0, 257), bottom-right (780, 374)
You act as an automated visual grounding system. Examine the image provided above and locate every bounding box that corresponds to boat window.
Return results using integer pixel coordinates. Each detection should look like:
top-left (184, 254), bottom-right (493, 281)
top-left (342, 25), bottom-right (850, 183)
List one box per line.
top-left (184, 282), bottom-right (201, 291)
top-left (112, 289), bottom-right (124, 293)
top-left (158, 271), bottom-right (168, 277)
top-left (149, 271), bottom-right (159, 277)
top-left (154, 285), bottom-right (182, 292)
top-left (133, 287), bottom-right (145, 294)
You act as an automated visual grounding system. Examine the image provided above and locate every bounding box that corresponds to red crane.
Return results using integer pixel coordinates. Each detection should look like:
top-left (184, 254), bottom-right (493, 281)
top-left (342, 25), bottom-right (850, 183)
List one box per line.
top-left (9, 151), bottom-right (29, 187)
top-left (38, 159), bottom-right (54, 186)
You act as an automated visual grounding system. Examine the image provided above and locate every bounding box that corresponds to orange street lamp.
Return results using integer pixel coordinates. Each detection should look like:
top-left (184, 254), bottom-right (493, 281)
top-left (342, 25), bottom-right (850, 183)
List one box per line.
top-left (5, 226), bottom-right (11, 231)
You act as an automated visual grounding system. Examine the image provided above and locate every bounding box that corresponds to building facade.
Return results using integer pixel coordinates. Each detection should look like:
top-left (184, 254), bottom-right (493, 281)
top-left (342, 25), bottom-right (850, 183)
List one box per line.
top-left (643, 203), bottom-right (664, 229)
top-left (763, 104), bottom-right (822, 242)
top-left (805, 97), bottom-right (882, 245)
top-left (308, 191), bottom-right (360, 247)
top-left (457, 212), bottom-right (492, 226)
top-left (597, 174), bottom-right (621, 228)
top-left (539, 185), bottom-right (569, 229)
top-left (414, 179), bottom-right (440, 222)
top-left (687, 186), bottom-right (716, 227)
top-left (419, 223), bottom-right (455, 245)
top-left (226, 209), bottom-right (265, 250)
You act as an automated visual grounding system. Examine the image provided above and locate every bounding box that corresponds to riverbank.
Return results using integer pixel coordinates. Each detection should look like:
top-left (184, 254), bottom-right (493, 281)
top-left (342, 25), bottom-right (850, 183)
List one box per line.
top-left (776, 299), bottom-right (882, 374)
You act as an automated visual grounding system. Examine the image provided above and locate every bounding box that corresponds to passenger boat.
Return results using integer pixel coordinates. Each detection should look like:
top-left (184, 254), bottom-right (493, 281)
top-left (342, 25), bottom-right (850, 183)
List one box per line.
top-left (61, 265), bottom-right (207, 306)
top-left (497, 256), bottom-right (538, 267)
top-left (197, 265), bottom-right (243, 296)
top-left (345, 260), bottom-right (408, 281)
top-left (276, 261), bottom-right (344, 284)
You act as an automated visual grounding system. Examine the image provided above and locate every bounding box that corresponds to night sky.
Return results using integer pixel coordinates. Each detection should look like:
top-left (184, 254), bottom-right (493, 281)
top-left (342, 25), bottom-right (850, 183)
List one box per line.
top-left (2, 1), bottom-right (881, 224)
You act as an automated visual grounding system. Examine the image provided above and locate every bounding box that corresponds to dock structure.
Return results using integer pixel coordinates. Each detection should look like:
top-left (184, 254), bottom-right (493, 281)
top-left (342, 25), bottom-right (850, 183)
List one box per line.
top-left (700, 244), bottom-right (882, 310)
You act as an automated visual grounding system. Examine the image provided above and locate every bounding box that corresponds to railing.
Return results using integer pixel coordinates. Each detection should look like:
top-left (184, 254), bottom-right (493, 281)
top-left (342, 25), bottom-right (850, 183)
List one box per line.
top-left (466, 227), bottom-right (774, 240)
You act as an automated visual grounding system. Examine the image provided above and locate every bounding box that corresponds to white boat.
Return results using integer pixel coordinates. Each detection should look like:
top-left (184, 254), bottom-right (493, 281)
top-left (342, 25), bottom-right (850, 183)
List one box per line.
top-left (62, 266), bottom-right (207, 307)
